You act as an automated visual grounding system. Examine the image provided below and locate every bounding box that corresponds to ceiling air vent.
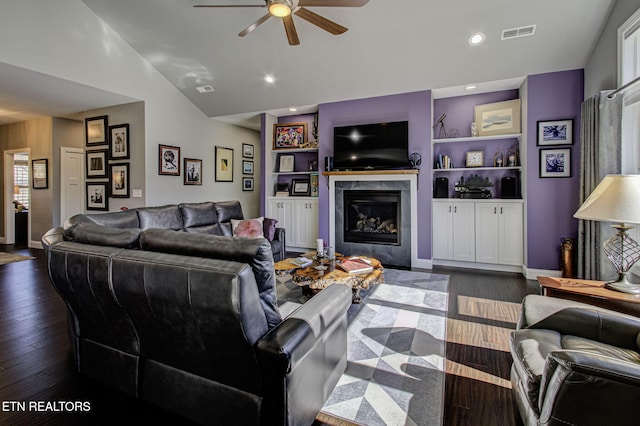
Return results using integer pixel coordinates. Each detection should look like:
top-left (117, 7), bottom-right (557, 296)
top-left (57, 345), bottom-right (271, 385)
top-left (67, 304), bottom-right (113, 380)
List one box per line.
top-left (196, 85), bottom-right (215, 94)
top-left (501, 25), bottom-right (536, 40)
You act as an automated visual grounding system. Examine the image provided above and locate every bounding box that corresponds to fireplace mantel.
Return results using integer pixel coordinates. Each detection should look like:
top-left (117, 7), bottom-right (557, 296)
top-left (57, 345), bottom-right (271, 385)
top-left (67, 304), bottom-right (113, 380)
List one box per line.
top-left (323, 169), bottom-right (419, 177)
top-left (328, 172), bottom-right (418, 267)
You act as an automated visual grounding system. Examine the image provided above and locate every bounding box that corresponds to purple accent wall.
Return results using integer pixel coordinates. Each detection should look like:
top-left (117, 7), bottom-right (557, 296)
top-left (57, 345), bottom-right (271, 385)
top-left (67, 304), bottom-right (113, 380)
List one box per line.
top-left (260, 113), bottom-right (267, 215)
top-left (317, 91), bottom-right (431, 258)
top-left (526, 69), bottom-right (584, 270)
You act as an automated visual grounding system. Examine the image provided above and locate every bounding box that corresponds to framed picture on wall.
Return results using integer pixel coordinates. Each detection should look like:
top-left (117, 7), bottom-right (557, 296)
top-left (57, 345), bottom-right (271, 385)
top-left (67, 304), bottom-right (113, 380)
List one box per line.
top-left (537, 119), bottom-right (573, 146)
top-left (242, 143), bottom-right (254, 158)
top-left (32, 159), bottom-right (48, 189)
top-left (242, 177), bottom-right (254, 191)
top-left (184, 158), bottom-right (202, 185)
top-left (86, 149), bottom-right (108, 178)
top-left (215, 146), bottom-right (234, 182)
top-left (243, 160), bottom-right (254, 175)
top-left (110, 163), bottom-right (130, 197)
top-left (85, 115), bottom-right (108, 146)
top-left (158, 144), bottom-right (180, 176)
top-left (273, 122), bottom-right (307, 149)
top-left (539, 148), bottom-right (571, 178)
top-left (86, 182), bottom-right (108, 211)
top-left (109, 123), bottom-right (130, 159)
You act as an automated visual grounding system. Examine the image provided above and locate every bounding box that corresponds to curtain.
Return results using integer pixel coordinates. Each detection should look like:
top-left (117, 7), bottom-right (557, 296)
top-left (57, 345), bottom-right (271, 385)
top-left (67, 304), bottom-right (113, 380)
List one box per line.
top-left (577, 91), bottom-right (622, 280)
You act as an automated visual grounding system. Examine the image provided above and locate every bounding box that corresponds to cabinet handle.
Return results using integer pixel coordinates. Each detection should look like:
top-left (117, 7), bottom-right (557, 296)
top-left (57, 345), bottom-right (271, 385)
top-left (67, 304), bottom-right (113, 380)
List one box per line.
top-left (500, 207), bottom-right (503, 214)
top-left (494, 207), bottom-right (497, 214)
top-left (454, 206), bottom-right (457, 213)
top-left (448, 206), bottom-right (451, 213)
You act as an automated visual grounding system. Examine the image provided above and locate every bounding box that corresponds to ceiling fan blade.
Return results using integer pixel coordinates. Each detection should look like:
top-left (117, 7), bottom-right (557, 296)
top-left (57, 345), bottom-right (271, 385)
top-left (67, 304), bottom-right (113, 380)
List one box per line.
top-left (283, 15), bottom-right (300, 45)
top-left (239, 13), bottom-right (272, 37)
top-left (298, 0), bottom-right (368, 7)
top-left (193, 4), bottom-right (266, 8)
top-left (294, 7), bottom-right (347, 35)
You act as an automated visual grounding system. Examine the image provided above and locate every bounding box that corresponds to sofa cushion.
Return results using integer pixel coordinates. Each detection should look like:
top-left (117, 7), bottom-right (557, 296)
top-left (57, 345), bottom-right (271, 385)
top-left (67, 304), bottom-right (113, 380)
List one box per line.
top-left (180, 202), bottom-right (218, 228)
top-left (137, 205), bottom-right (182, 230)
top-left (64, 210), bottom-right (140, 230)
top-left (263, 218), bottom-right (278, 241)
top-left (215, 200), bottom-right (244, 223)
top-left (63, 222), bottom-right (142, 248)
top-left (510, 328), bottom-right (562, 412)
top-left (561, 335), bottom-right (640, 363)
top-left (139, 229), bottom-right (282, 328)
top-left (231, 218), bottom-right (264, 238)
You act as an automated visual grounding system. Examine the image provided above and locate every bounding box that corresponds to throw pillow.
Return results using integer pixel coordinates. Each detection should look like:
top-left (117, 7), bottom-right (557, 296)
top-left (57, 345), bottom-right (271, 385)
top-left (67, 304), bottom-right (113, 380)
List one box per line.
top-left (263, 217), bottom-right (278, 241)
top-left (231, 217), bottom-right (264, 238)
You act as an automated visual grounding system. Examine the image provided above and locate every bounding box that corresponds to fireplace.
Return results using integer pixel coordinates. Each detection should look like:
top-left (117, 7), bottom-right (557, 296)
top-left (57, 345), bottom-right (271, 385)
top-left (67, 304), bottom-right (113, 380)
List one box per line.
top-left (343, 190), bottom-right (400, 245)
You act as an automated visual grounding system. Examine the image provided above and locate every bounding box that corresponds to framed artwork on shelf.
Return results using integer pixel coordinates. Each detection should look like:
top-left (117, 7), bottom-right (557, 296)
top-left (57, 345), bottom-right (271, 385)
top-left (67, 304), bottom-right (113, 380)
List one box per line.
top-left (85, 115), bottom-right (108, 146)
top-left (540, 148), bottom-right (571, 178)
top-left (242, 177), bottom-right (254, 191)
top-left (310, 174), bottom-right (319, 197)
top-left (184, 158), bottom-right (202, 185)
top-left (159, 144), bottom-right (180, 176)
top-left (537, 119), bottom-right (573, 146)
top-left (32, 159), bottom-right (48, 189)
top-left (273, 122), bottom-right (307, 149)
top-left (291, 179), bottom-right (311, 196)
top-left (242, 143), bottom-right (254, 158)
top-left (278, 154), bottom-right (295, 172)
top-left (465, 150), bottom-right (484, 167)
top-left (86, 149), bottom-right (108, 178)
top-left (243, 160), bottom-right (254, 175)
top-left (474, 99), bottom-right (521, 136)
top-left (109, 123), bottom-right (130, 159)
top-left (110, 163), bottom-right (130, 198)
top-left (86, 182), bottom-right (108, 211)
top-left (215, 146), bottom-right (234, 182)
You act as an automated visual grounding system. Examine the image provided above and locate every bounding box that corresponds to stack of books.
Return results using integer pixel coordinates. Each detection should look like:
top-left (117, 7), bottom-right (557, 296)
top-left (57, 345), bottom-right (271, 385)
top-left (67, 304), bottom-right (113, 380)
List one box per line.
top-left (275, 191), bottom-right (289, 197)
top-left (435, 154), bottom-right (453, 169)
top-left (290, 257), bottom-right (313, 267)
top-left (337, 257), bottom-right (373, 274)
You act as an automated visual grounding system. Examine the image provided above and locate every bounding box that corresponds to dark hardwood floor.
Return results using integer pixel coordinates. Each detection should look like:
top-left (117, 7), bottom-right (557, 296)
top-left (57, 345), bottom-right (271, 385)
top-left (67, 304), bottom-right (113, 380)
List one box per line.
top-left (0, 246), bottom-right (537, 425)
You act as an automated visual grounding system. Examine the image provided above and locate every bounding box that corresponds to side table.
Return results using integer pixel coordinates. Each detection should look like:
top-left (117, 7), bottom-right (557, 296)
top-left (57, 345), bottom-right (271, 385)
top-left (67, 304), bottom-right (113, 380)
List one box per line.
top-left (537, 276), bottom-right (640, 316)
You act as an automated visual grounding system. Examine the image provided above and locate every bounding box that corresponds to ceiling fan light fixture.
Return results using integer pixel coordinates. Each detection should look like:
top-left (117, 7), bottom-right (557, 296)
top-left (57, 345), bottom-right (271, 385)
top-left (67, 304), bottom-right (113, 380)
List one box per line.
top-left (268, 0), bottom-right (292, 17)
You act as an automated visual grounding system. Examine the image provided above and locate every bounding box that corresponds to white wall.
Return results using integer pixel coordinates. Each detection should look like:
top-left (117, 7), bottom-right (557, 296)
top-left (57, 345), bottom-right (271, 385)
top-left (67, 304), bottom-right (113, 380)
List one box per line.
top-left (0, 0), bottom-right (261, 216)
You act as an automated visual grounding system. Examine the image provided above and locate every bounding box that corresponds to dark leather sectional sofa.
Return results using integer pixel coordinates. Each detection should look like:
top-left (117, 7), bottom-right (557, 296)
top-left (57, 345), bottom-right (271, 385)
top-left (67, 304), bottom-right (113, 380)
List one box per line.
top-left (42, 200), bottom-right (352, 425)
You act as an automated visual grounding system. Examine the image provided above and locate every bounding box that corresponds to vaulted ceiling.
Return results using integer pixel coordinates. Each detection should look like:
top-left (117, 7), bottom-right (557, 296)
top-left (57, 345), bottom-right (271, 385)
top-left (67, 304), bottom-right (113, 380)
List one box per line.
top-left (0, 0), bottom-right (617, 129)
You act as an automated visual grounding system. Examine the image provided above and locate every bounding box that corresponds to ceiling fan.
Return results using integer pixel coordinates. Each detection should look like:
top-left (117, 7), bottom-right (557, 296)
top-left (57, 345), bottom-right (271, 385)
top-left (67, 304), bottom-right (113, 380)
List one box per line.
top-left (194, 0), bottom-right (369, 46)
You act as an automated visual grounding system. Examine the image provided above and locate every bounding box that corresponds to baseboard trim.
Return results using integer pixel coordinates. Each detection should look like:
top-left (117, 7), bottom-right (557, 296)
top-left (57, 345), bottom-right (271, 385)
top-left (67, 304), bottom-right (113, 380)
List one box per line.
top-left (523, 268), bottom-right (561, 280)
top-left (29, 240), bottom-right (43, 250)
top-left (432, 259), bottom-right (524, 275)
top-left (414, 258), bottom-right (433, 269)
top-left (0, 237), bottom-right (5, 244)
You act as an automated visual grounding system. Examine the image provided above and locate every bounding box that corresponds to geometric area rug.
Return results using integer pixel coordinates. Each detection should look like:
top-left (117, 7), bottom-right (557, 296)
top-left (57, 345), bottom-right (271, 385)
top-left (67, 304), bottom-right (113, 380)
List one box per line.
top-left (0, 252), bottom-right (35, 266)
top-left (318, 269), bottom-right (449, 426)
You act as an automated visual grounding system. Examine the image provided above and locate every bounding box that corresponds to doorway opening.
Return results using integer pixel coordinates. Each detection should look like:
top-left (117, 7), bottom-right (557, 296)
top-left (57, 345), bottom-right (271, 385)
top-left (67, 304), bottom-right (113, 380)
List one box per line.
top-left (3, 149), bottom-right (30, 246)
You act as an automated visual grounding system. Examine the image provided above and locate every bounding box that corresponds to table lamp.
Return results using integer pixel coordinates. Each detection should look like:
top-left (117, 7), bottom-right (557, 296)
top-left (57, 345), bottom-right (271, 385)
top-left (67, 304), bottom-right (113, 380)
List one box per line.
top-left (574, 174), bottom-right (640, 294)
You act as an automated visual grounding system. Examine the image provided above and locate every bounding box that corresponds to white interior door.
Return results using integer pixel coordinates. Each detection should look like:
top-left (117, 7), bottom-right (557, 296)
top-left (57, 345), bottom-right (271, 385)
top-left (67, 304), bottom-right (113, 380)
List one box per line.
top-left (60, 147), bottom-right (85, 223)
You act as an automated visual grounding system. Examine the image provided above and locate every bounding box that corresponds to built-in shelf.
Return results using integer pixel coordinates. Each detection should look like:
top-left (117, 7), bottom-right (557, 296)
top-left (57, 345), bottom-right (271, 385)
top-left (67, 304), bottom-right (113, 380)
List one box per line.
top-left (272, 147), bottom-right (319, 153)
top-left (433, 133), bottom-right (522, 144)
top-left (272, 171), bottom-right (319, 176)
top-left (433, 166), bottom-right (522, 172)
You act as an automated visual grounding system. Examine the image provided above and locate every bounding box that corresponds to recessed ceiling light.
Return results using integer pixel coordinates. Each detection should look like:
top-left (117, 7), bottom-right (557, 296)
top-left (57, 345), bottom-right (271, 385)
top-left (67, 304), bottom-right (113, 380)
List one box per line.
top-left (289, 107), bottom-right (298, 112)
top-left (468, 32), bottom-right (486, 46)
top-left (465, 85), bottom-right (477, 91)
top-left (264, 75), bottom-right (276, 84)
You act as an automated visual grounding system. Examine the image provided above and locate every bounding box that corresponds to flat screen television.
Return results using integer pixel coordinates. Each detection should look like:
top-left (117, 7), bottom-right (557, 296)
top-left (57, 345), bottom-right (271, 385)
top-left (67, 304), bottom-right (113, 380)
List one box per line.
top-left (333, 121), bottom-right (410, 170)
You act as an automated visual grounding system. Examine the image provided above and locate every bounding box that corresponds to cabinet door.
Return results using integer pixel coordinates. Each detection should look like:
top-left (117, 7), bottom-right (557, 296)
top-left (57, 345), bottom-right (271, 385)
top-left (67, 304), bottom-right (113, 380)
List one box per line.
top-left (475, 202), bottom-right (500, 264)
top-left (294, 199), bottom-right (319, 248)
top-left (432, 201), bottom-right (453, 260)
top-left (499, 203), bottom-right (523, 265)
top-left (268, 199), bottom-right (294, 246)
top-left (452, 202), bottom-right (475, 262)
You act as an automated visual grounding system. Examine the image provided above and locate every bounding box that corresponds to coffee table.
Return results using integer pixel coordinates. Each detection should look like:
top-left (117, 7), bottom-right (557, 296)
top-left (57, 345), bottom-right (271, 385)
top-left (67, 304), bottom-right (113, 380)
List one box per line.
top-left (275, 253), bottom-right (384, 303)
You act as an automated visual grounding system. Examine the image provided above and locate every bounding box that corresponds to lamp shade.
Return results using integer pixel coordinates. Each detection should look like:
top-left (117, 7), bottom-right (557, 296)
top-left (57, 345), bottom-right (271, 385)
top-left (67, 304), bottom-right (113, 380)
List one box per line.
top-left (574, 174), bottom-right (640, 224)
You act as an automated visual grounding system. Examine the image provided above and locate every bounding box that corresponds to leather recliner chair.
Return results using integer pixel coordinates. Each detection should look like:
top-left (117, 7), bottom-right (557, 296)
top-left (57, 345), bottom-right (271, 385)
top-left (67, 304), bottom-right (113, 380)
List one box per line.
top-left (510, 294), bottom-right (640, 426)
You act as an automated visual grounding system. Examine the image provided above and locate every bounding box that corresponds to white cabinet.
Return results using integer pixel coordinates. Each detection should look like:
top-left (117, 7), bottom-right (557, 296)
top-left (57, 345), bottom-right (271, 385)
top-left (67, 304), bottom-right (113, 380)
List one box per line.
top-left (433, 200), bottom-right (523, 266)
top-left (268, 197), bottom-right (318, 249)
top-left (432, 201), bottom-right (475, 261)
top-left (294, 199), bottom-right (319, 248)
top-left (268, 198), bottom-right (294, 246)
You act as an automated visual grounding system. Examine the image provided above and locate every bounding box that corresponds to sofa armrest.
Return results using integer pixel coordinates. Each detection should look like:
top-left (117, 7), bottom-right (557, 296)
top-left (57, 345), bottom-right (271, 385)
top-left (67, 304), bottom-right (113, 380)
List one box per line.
top-left (538, 350), bottom-right (640, 425)
top-left (256, 284), bottom-right (351, 425)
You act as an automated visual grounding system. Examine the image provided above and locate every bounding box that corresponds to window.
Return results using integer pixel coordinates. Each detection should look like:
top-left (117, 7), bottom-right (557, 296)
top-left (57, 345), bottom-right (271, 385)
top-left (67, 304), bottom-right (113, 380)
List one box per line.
top-left (13, 153), bottom-right (29, 210)
top-left (619, 8), bottom-right (640, 174)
